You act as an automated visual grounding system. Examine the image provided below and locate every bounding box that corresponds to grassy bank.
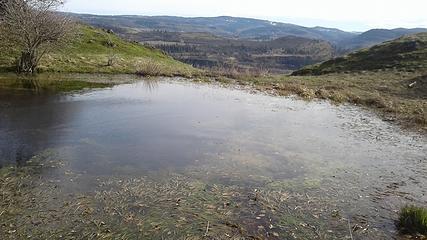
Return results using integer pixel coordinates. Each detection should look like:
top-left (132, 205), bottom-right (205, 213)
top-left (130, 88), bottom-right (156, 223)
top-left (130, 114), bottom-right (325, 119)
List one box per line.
top-left (0, 25), bottom-right (199, 77)
top-left (203, 70), bottom-right (426, 133)
top-left (217, 32), bottom-right (427, 133)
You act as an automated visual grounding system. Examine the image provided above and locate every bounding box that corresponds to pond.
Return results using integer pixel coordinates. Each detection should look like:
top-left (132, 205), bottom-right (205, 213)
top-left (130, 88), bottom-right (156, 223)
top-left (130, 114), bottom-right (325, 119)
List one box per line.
top-left (0, 75), bottom-right (426, 239)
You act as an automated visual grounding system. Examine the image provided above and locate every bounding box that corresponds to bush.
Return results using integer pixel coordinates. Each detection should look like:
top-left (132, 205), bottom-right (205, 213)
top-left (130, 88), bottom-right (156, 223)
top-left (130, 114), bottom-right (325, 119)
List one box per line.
top-left (135, 60), bottom-right (163, 77)
top-left (107, 54), bottom-right (118, 66)
top-left (398, 205), bottom-right (427, 235)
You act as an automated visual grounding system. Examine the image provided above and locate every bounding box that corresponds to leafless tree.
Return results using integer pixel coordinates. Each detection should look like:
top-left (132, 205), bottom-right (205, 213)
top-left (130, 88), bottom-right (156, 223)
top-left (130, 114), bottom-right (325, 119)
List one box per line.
top-left (0, 0), bottom-right (8, 21)
top-left (0, 0), bottom-right (74, 73)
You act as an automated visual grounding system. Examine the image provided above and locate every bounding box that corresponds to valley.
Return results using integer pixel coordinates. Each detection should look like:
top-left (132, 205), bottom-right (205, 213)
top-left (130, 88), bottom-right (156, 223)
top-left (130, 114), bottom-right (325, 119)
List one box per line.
top-left (73, 14), bottom-right (427, 72)
top-left (130, 31), bottom-right (335, 73)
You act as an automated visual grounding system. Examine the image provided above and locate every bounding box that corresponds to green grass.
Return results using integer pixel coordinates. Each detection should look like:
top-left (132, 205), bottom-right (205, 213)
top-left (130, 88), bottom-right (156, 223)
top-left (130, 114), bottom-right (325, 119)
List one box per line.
top-left (0, 25), bottom-right (199, 77)
top-left (398, 206), bottom-right (427, 235)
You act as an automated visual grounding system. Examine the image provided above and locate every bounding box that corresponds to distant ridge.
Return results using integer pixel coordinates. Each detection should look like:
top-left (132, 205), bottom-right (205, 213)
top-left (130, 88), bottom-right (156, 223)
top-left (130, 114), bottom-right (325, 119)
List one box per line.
top-left (292, 32), bottom-right (427, 75)
top-left (70, 13), bottom-right (356, 44)
top-left (71, 13), bottom-right (427, 50)
top-left (338, 28), bottom-right (427, 50)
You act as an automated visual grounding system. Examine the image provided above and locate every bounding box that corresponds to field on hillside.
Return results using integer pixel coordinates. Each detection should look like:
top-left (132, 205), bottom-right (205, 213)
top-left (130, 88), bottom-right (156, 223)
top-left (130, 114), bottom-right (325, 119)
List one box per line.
top-left (0, 25), bottom-right (198, 77)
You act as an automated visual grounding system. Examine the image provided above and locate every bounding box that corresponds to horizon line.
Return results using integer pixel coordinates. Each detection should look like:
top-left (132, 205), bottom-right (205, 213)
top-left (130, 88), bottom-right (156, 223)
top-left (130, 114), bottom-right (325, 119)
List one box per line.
top-left (65, 11), bottom-right (427, 33)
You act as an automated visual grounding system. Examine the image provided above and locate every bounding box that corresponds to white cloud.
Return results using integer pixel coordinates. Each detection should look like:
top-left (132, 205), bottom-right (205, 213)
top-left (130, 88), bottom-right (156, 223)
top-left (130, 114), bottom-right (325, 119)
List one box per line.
top-left (64, 0), bottom-right (427, 31)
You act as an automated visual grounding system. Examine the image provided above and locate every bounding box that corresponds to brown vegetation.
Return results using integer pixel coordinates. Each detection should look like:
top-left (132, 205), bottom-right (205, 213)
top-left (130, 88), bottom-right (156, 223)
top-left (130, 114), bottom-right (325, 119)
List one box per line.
top-left (135, 60), bottom-right (164, 77)
top-left (201, 70), bottom-right (427, 133)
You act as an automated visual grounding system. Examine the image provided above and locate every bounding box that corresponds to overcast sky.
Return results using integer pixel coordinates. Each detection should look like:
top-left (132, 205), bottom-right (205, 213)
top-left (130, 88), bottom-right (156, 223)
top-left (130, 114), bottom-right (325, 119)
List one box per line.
top-left (64, 0), bottom-right (427, 32)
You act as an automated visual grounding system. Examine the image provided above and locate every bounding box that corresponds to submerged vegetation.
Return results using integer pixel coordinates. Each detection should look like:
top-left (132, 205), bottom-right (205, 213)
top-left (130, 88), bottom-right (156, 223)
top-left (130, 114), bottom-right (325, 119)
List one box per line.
top-left (0, 151), bottom-right (328, 239)
top-left (398, 206), bottom-right (427, 235)
top-left (0, 149), bottom-right (403, 239)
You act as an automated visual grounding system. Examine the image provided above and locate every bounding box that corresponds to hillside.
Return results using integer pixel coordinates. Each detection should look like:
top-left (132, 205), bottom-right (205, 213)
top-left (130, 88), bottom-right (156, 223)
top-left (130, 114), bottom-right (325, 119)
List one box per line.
top-left (67, 14), bottom-right (427, 73)
top-left (338, 28), bottom-right (427, 50)
top-left (293, 32), bottom-right (427, 75)
top-left (72, 13), bottom-right (426, 51)
top-left (0, 25), bottom-right (197, 76)
top-left (72, 14), bottom-right (356, 43)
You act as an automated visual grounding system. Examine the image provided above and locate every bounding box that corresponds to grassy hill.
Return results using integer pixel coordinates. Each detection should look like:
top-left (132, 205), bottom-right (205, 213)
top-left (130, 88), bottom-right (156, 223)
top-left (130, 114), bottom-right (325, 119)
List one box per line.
top-left (293, 32), bottom-right (427, 76)
top-left (0, 25), bottom-right (198, 76)
top-left (276, 32), bottom-right (426, 131)
top-left (201, 32), bottom-right (425, 131)
top-left (338, 28), bottom-right (427, 50)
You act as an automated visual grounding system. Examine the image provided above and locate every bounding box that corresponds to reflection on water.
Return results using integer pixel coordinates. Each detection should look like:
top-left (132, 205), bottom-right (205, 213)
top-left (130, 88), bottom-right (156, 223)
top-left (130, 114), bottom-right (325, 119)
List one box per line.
top-left (141, 78), bottom-right (160, 92)
top-left (0, 91), bottom-right (69, 167)
top-left (17, 78), bottom-right (42, 93)
top-left (0, 76), bottom-right (425, 175)
top-left (0, 75), bottom-right (113, 167)
top-left (0, 76), bottom-right (426, 239)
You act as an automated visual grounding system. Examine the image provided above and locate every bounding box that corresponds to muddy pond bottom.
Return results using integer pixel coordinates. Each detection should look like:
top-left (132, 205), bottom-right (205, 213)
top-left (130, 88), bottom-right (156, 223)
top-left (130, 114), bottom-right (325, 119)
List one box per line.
top-left (0, 77), bottom-right (426, 239)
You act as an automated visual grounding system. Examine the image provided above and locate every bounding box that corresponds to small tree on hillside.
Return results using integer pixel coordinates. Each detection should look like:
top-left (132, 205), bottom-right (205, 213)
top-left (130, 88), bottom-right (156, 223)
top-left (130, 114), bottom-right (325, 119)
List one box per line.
top-left (0, 0), bottom-right (8, 22)
top-left (0, 0), bottom-right (74, 73)
top-left (0, 1), bottom-right (5, 15)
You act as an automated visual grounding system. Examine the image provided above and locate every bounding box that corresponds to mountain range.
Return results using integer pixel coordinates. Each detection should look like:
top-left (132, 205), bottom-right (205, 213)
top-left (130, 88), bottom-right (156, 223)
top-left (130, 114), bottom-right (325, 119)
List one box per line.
top-left (67, 13), bottom-right (427, 72)
top-left (338, 28), bottom-right (427, 50)
top-left (72, 14), bottom-right (426, 50)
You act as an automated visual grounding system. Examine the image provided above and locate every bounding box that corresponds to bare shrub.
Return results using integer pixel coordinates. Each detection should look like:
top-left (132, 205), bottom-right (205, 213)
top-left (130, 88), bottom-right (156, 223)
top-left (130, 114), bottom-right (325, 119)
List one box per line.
top-left (0, 0), bottom-right (74, 73)
top-left (135, 60), bottom-right (164, 77)
top-left (107, 53), bottom-right (118, 67)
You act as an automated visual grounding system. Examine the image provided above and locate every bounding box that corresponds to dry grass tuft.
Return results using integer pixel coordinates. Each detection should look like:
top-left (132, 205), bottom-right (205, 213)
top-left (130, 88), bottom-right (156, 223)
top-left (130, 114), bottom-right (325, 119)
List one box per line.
top-left (135, 60), bottom-right (164, 77)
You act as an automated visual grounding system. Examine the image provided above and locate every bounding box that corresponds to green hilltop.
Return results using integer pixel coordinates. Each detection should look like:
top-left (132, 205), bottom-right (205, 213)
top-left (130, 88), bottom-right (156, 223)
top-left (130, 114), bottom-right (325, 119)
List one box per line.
top-left (293, 32), bottom-right (427, 76)
top-left (0, 25), bottom-right (197, 76)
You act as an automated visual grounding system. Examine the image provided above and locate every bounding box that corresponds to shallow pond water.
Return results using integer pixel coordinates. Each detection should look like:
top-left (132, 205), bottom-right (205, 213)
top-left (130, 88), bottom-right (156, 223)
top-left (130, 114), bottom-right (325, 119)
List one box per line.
top-left (0, 76), bottom-right (426, 239)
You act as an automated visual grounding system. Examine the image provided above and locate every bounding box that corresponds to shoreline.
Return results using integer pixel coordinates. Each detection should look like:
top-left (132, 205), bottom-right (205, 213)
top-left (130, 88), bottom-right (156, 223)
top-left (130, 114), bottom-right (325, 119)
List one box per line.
top-left (0, 71), bottom-right (426, 135)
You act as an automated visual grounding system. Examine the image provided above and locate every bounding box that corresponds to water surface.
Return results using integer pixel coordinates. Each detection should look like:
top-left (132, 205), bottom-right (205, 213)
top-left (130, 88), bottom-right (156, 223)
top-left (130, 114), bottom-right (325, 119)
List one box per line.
top-left (0, 76), bottom-right (426, 239)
